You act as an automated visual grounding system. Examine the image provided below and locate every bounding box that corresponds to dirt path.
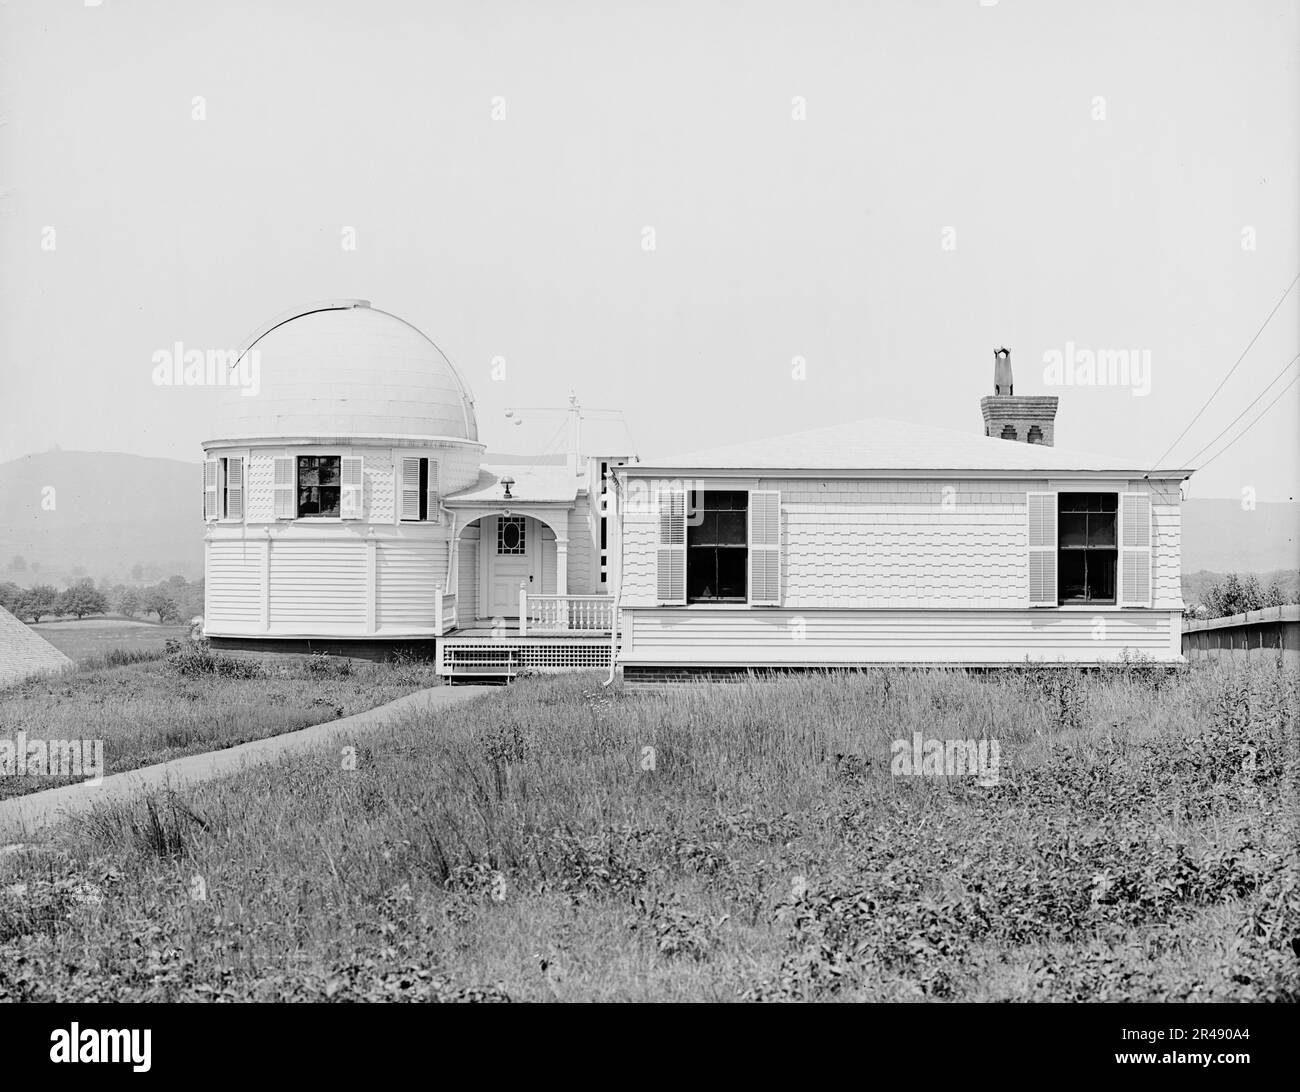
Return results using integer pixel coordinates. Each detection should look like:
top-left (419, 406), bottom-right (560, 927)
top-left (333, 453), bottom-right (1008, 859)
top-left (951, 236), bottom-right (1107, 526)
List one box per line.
top-left (0, 685), bottom-right (492, 842)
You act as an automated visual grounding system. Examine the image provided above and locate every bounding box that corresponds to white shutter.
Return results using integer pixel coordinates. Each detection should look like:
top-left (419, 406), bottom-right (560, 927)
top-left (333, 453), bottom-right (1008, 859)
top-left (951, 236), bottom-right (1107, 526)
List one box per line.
top-left (203, 459), bottom-right (218, 521)
top-left (273, 457), bottom-right (295, 519)
top-left (225, 457), bottom-right (244, 520)
top-left (400, 457), bottom-right (421, 520)
top-left (340, 457), bottom-right (364, 520)
top-left (1026, 492), bottom-right (1057, 606)
top-left (426, 459), bottom-right (440, 524)
top-left (656, 489), bottom-right (686, 605)
top-left (748, 490), bottom-right (781, 605)
top-left (1118, 492), bottom-right (1152, 607)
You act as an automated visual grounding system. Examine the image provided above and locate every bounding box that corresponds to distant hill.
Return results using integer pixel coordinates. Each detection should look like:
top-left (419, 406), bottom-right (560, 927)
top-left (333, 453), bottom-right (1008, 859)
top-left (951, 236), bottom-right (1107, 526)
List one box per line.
top-left (0, 452), bottom-right (1294, 590)
top-left (0, 451), bottom-right (202, 585)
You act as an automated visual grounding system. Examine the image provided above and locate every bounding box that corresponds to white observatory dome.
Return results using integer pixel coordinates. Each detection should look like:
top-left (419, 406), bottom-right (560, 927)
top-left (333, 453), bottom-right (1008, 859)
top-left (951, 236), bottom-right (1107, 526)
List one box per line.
top-left (209, 301), bottom-right (478, 442)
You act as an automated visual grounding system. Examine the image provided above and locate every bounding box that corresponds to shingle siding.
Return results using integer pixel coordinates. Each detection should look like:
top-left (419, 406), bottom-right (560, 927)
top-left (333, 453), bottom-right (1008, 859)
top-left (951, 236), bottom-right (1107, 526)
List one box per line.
top-left (622, 476), bottom-right (1182, 611)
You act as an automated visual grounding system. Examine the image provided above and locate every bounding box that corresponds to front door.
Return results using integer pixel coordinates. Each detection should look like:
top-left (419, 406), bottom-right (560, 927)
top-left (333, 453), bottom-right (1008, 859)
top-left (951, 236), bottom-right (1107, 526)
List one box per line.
top-left (484, 515), bottom-right (537, 618)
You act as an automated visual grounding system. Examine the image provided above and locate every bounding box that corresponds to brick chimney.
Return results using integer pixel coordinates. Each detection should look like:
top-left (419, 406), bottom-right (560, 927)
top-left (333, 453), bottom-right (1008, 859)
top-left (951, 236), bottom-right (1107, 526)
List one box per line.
top-left (979, 348), bottom-right (1059, 445)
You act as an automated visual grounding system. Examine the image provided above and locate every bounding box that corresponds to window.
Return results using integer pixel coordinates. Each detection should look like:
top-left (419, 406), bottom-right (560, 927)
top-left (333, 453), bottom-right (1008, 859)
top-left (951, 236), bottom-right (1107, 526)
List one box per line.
top-left (204, 456), bottom-right (243, 520)
top-left (219, 457), bottom-right (243, 519)
top-left (1000, 425), bottom-right (1017, 440)
top-left (1027, 425), bottom-right (1044, 444)
top-left (599, 461), bottom-right (608, 584)
top-left (687, 490), bottom-right (747, 602)
top-left (498, 516), bottom-right (526, 554)
top-left (297, 456), bottom-right (341, 517)
top-left (400, 456), bottom-right (440, 521)
top-left (1058, 492), bottom-right (1117, 604)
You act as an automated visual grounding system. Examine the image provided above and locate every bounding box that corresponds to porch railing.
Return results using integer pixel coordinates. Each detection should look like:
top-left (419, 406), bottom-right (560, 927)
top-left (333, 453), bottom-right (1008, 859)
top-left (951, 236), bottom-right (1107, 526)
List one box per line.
top-left (518, 588), bottom-right (615, 635)
top-left (433, 585), bottom-right (458, 636)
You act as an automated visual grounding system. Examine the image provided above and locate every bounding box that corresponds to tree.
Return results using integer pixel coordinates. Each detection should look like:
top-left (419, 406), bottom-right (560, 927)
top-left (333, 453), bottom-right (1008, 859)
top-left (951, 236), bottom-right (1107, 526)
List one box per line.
top-left (19, 584), bottom-right (59, 623)
top-left (7, 555), bottom-right (26, 572)
top-left (1263, 579), bottom-right (1287, 608)
top-left (0, 581), bottom-right (20, 614)
top-left (143, 586), bottom-right (178, 624)
top-left (1203, 572), bottom-right (1271, 619)
top-left (58, 578), bottom-right (109, 620)
top-left (116, 587), bottom-right (142, 618)
top-left (130, 563), bottom-right (144, 581)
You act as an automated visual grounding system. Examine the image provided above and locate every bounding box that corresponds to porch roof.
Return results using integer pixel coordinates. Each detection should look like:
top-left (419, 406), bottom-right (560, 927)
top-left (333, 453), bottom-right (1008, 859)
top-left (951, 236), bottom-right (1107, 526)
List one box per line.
top-left (444, 461), bottom-right (580, 506)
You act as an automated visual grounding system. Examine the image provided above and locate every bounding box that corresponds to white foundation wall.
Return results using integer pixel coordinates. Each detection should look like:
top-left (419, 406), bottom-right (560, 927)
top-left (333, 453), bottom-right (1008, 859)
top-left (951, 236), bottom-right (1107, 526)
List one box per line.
top-left (620, 608), bottom-right (1183, 665)
top-left (620, 476), bottom-right (1183, 611)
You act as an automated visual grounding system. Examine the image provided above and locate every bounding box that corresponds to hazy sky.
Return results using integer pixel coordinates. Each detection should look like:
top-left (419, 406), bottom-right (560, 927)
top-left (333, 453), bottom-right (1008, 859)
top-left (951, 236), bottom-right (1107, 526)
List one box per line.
top-left (2, 0), bottom-right (1296, 499)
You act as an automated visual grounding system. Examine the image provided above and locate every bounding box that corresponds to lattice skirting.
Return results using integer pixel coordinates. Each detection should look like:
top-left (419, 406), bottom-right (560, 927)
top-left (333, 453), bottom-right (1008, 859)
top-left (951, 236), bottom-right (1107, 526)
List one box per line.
top-left (438, 639), bottom-right (612, 678)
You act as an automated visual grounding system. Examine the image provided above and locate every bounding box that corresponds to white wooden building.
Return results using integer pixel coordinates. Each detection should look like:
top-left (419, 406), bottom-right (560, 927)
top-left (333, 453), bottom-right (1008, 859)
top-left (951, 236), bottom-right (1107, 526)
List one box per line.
top-left (202, 301), bottom-right (624, 675)
top-left (614, 367), bottom-right (1192, 678)
top-left (202, 308), bottom-right (1190, 678)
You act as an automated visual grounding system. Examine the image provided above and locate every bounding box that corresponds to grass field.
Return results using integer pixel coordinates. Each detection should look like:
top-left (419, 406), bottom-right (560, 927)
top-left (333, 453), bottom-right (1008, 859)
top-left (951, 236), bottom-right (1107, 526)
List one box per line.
top-left (0, 660), bottom-right (1295, 1002)
top-left (30, 618), bottom-right (193, 662)
top-left (0, 649), bottom-right (441, 801)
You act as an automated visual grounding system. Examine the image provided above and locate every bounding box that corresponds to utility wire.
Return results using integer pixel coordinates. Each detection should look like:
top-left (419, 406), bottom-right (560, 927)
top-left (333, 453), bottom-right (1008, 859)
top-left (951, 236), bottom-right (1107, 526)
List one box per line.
top-left (1148, 272), bottom-right (1299, 470)
top-left (1183, 348), bottom-right (1300, 465)
top-left (1195, 371), bottom-right (1300, 472)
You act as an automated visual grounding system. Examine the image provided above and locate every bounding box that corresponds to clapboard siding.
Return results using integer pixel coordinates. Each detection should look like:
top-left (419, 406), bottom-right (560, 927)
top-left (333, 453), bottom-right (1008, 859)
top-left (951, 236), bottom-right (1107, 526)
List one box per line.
top-left (457, 525), bottom-right (479, 626)
top-left (269, 541), bottom-right (367, 626)
top-left (568, 494), bottom-right (596, 594)
top-left (205, 540), bottom-right (263, 626)
top-left (375, 540), bottom-right (448, 628)
top-left (621, 477), bottom-right (1182, 611)
top-left (621, 608), bottom-right (1181, 664)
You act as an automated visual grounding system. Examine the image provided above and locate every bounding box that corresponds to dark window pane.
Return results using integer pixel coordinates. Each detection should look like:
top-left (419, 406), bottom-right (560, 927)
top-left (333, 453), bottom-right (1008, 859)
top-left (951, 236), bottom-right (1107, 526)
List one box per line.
top-left (716, 549), bottom-right (747, 599)
top-left (317, 487), bottom-right (340, 517)
top-left (1089, 513), bottom-right (1116, 547)
top-left (717, 511), bottom-right (746, 544)
top-left (1059, 513), bottom-right (1088, 548)
top-left (687, 547), bottom-right (716, 600)
top-left (1089, 550), bottom-right (1116, 600)
top-left (1060, 550), bottom-right (1087, 601)
top-left (688, 512), bottom-right (717, 546)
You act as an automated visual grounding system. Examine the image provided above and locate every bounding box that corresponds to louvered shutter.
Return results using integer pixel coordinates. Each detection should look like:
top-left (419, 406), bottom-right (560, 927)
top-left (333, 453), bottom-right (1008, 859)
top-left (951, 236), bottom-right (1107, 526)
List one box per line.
top-left (1118, 492), bottom-right (1152, 607)
top-left (1026, 492), bottom-right (1057, 606)
top-left (748, 490), bottom-right (781, 605)
top-left (341, 457), bottom-right (364, 520)
top-left (203, 459), bottom-right (218, 521)
top-left (656, 489), bottom-right (686, 605)
top-left (400, 457), bottom-right (421, 520)
top-left (273, 457), bottom-right (295, 519)
top-left (426, 459), bottom-right (440, 524)
top-left (225, 457), bottom-right (244, 520)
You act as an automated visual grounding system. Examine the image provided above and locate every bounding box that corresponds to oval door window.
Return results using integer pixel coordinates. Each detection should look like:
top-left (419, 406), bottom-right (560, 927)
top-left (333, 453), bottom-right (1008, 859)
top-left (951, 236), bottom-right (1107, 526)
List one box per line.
top-left (498, 517), bottom-right (526, 555)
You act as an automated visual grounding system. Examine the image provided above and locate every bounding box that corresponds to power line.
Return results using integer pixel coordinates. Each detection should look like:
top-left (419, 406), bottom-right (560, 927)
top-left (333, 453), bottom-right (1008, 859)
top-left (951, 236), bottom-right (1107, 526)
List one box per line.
top-left (1183, 348), bottom-right (1300, 465)
top-left (1195, 370), bottom-right (1300, 473)
top-left (1148, 272), bottom-right (1299, 470)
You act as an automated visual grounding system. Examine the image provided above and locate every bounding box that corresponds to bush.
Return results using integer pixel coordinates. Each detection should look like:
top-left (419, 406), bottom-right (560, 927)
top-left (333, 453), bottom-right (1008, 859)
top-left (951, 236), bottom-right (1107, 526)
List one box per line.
top-left (163, 638), bottom-right (265, 679)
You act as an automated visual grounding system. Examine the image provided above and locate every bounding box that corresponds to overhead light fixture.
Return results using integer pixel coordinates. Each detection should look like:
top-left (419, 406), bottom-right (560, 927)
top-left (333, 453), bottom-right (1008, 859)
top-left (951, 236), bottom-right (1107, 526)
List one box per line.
top-left (501, 475), bottom-right (515, 500)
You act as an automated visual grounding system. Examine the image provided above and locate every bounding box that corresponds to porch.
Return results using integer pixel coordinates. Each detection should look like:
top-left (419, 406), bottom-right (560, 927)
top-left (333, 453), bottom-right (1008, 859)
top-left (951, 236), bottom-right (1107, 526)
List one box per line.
top-left (432, 586), bottom-right (617, 680)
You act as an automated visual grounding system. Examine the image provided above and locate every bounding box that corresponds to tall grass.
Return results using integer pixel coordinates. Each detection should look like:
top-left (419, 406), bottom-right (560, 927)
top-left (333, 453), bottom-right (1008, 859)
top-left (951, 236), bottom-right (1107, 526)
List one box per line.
top-left (0, 649), bottom-right (441, 801)
top-left (1, 660), bottom-right (1294, 1002)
